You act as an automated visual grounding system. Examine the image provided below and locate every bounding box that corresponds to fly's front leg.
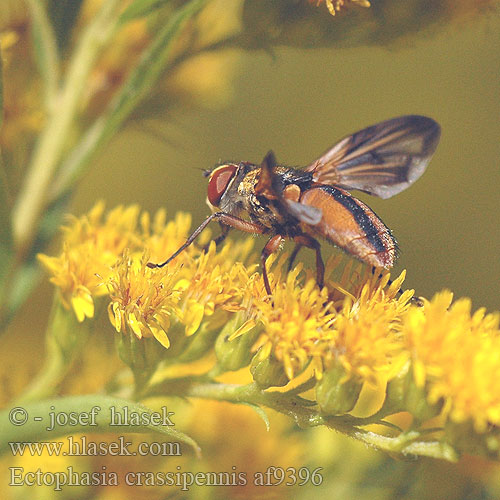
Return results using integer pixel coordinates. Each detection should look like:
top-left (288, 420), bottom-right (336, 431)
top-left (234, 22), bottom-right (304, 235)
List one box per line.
top-left (293, 234), bottom-right (324, 288)
top-left (261, 235), bottom-right (284, 295)
top-left (147, 212), bottom-right (266, 269)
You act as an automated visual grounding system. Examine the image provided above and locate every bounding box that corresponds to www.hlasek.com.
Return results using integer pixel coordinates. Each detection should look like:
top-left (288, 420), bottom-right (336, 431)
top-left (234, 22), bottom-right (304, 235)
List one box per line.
top-left (8, 436), bottom-right (181, 457)
top-left (9, 466), bottom-right (324, 491)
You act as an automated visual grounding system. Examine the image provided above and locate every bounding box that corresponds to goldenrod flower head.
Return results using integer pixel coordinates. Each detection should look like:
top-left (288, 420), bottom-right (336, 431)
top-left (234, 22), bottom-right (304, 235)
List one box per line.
top-left (173, 238), bottom-right (255, 336)
top-left (323, 270), bottom-right (412, 387)
top-left (405, 291), bottom-right (500, 432)
top-left (251, 264), bottom-right (336, 380)
top-left (309, 0), bottom-right (371, 16)
top-left (106, 251), bottom-right (180, 349)
top-left (38, 202), bottom-right (141, 322)
top-left (248, 258), bottom-right (411, 390)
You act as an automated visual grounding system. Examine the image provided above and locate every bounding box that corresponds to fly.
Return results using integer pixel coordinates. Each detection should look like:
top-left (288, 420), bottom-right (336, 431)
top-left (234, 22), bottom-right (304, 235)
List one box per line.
top-left (147, 115), bottom-right (441, 295)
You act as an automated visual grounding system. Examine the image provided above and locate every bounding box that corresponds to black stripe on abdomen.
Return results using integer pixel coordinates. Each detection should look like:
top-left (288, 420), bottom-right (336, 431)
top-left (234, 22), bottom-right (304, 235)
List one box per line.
top-left (317, 185), bottom-right (392, 254)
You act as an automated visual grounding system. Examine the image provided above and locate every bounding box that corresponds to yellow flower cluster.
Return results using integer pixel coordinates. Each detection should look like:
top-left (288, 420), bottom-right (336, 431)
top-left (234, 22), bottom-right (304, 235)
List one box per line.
top-left (38, 202), bottom-right (141, 321)
top-left (309, 0), bottom-right (371, 16)
top-left (38, 203), bottom-right (254, 346)
top-left (405, 291), bottom-right (500, 432)
top-left (39, 203), bottom-right (500, 440)
top-left (250, 265), bottom-right (337, 380)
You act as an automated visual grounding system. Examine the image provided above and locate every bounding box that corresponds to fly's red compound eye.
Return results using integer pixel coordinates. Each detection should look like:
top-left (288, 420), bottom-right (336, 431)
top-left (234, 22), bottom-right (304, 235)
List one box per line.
top-left (207, 164), bottom-right (237, 206)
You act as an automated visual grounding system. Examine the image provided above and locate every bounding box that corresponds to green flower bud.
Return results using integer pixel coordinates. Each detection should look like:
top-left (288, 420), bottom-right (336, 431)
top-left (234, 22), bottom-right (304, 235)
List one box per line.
top-left (178, 311), bottom-right (228, 363)
top-left (215, 313), bottom-right (260, 372)
top-left (250, 354), bottom-right (288, 389)
top-left (385, 364), bottom-right (442, 422)
top-left (115, 332), bottom-right (165, 392)
top-left (316, 363), bottom-right (363, 415)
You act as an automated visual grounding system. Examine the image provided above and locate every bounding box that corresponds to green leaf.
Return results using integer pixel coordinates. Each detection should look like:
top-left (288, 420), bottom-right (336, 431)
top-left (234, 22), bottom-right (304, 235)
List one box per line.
top-left (27, 0), bottom-right (60, 109)
top-left (0, 395), bottom-right (202, 458)
top-left (50, 0), bottom-right (209, 200)
top-left (0, 194), bottom-right (71, 331)
top-left (240, 402), bottom-right (270, 432)
top-left (119, 0), bottom-right (174, 23)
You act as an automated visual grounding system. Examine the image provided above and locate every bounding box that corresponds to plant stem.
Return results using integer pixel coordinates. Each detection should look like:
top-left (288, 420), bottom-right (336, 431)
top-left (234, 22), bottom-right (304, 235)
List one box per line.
top-left (12, 0), bottom-right (121, 257)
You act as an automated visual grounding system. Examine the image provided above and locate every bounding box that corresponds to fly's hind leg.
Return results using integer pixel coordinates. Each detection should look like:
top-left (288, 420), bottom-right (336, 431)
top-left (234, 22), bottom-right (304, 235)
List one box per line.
top-left (293, 234), bottom-right (324, 288)
top-left (287, 244), bottom-right (302, 272)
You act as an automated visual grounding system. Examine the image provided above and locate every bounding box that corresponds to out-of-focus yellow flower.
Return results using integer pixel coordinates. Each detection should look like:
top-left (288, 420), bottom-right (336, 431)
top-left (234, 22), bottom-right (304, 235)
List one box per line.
top-left (187, 398), bottom-right (305, 498)
top-left (0, 15), bottom-right (44, 153)
top-left (309, 0), bottom-right (371, 16)
top-left (84, 18), bottom-right (151, 115)
top-left (0, 0), bottom-right (28, 30)
top-left (405, 291), bottom-right (500, 432)
top-left (164, 51), bottom-right (242, 110)
top-left (38, 202), bottom-right (141, 322)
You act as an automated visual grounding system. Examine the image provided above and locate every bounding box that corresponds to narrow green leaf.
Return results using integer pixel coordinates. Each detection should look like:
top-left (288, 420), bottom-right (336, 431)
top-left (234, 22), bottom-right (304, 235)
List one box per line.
top-left (0, 395), bottom-right (202, 458)
top-left (119, 0), bottom-right (174, 23)
top-left (50, 0), bottom-right (208, 201)
top-left (240, 402), bottom-right (270, 432)
top-left (27, 0), bottom-right (60, 110)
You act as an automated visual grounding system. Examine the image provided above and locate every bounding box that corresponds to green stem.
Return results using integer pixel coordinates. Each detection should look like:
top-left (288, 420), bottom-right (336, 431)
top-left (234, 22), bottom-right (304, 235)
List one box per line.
top-left (12, 0), bottom-right (121, 256)
top-left (48, 0), bottom-right (210, 202)
top-left (143, 378), bottom-right (457, 461)
top-left (15, 298), bottom-right (89, 404)
top-left (26, 0), bottom-right (60, 111)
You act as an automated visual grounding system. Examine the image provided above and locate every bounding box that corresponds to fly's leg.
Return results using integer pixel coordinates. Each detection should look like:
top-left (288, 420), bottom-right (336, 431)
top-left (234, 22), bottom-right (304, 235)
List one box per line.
top-left (202, 223), bottom-right (230, 253)
top-left (287, 244), bottom-right (302, 272)
top-left (261, 234), bottom-right (284, 295)
top-left (293, 234), bottom-right (324, 288)
top-left (147, 212), bottom-right (266, 269)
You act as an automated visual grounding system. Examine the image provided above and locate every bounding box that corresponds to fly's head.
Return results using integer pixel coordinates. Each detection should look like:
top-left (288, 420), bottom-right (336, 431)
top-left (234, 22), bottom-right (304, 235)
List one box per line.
top-left (205, 162), bottom-right (252, 215)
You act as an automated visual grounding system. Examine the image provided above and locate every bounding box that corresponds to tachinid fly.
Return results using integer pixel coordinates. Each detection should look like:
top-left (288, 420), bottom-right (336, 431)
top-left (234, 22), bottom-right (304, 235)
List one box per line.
top-left (148, 115), bottom-right (441, 295)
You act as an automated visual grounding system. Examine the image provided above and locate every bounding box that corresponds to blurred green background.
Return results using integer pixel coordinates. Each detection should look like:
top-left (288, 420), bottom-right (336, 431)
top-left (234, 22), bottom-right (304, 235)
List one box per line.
top-left (2, 2), bottom-right (500, 499)
top-left (74, 6), bottom-right (500, 311)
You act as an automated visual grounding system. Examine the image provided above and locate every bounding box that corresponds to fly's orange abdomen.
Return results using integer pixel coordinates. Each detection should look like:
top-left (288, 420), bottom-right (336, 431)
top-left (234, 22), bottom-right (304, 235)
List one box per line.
top-left (299, 185), bottom-right (397, 268)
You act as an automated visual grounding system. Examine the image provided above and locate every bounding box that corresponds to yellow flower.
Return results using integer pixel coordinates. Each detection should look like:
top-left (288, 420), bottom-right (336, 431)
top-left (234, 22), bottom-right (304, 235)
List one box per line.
top-left (141, 209), bottom-right (196, 267)
top-left (322, 270), bottom-right (412, 386)
top-left (405, 291), bottom-right (500, 432)
top-left (38, 202), bottom-right (141, 321)
top-left (251, 263), bottom-right (337, 381)
top-left (106, 252), bottom-right (180, 349)
top-left (248, 257), bottom-right (411, 389)
top-left (309, 0), bottom-right (370, 16)
top-left (173, 238), bottom-right (255, 336)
